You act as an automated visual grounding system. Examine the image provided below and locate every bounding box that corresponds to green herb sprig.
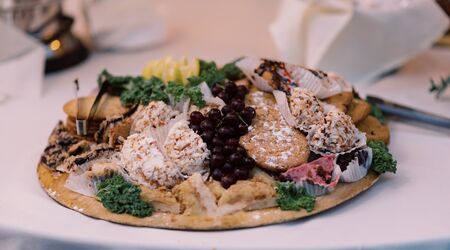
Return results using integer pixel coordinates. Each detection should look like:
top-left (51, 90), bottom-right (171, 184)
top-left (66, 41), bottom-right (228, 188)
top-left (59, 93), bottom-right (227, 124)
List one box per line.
top-left (96, 175), bottom-right (153, 218)
top-left (120, 76), bottom-right (169, 105)
top-left (98, 70), bottom-right (205, 107)
top-left (368, 141), bottom-right (397, 174)
top-left (276, 182), bottom-right (315, 212)
top-left (166, 81), bottom-right (205, 107)
top-left (429, 75), bottom-right (450, 99)
top-left (187, 59), bottom-right (244, 88)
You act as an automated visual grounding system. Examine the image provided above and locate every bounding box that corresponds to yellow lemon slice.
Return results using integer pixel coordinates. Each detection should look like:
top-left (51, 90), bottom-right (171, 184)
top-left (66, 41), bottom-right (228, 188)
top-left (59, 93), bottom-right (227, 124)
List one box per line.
top-left (143, 57), bottom-right (200, 85)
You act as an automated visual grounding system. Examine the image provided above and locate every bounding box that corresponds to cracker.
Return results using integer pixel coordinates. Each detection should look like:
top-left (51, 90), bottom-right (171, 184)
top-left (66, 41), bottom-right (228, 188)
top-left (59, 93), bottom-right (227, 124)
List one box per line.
top-left (324, 92), bottom-right (353, 113)
top-left (357, 115), bottom-right (390, 144)
top-left (63, 95), bottom-right (129, 121)
top-left (241, 89), bottom-right (309, 172)
top-left (347, 99), bottom-right (371, 124)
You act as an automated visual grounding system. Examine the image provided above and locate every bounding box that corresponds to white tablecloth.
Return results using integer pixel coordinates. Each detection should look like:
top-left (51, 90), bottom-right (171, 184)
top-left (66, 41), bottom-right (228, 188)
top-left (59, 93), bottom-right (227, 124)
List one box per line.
top-left (0, 1), bottom-right (449, 249)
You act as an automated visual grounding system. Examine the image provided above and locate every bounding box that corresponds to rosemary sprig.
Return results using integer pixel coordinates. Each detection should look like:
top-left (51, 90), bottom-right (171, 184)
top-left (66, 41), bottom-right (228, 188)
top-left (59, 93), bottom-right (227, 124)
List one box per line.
top-left (429, 75), bottom-right (450, 99)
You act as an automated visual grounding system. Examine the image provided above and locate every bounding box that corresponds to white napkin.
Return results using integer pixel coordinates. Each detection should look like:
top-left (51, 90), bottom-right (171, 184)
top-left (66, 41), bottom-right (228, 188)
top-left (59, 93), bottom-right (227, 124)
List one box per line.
top-left (270, 0), bottom-right (450, 83)
top-left (0, 21), bottom-right (45, 100)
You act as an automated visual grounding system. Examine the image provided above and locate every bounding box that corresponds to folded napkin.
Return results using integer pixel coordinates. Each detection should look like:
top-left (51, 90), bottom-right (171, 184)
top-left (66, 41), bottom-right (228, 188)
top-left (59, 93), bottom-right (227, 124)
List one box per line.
top-left (270, 0), bottom-right (450, 83)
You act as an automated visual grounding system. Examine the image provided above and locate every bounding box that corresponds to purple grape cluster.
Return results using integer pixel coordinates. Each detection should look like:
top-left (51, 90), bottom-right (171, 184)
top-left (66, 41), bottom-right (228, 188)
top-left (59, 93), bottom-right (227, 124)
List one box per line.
top-left (189, 82), bottom-right (256, 188)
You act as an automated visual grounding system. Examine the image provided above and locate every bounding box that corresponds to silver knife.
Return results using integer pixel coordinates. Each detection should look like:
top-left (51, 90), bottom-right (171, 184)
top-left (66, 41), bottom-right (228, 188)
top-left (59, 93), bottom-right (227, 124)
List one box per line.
top-left (366, 95), bottom-right (450, 129)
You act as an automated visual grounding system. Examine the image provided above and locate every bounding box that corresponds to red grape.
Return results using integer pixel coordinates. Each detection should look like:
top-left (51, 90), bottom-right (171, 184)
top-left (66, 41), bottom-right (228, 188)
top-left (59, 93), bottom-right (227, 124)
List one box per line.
top-left (211, 84), bottom-right (223, 96)
top-left (221, 174), bottom-right (237, 188)
top-left (223, 113), bottom-right (239, 127)
top-left (234, 167), bottom-right (249, 180)
top-left (231, 99), bottom-right (245, 112)
top-left (222, 162), bottom-right (234, 173)
top-left (221, 105), bottom-right (234, 115)
top-left (211, 153), bottom-right (225, 168)
top-left (200, 119), bottom-right (214, 131)
top-left (207, 108), bottom-right (222, 122)
top-left (201, 130), bottom-right (214, 143)
top-left (236, 146), bottom-right (247, 156)
top-left (212, 146), bottom-right (223, 154)
top-left (218, 92), bottom-right (230, 103)
top-left (226, 138), bottom-right (240, 147)
top-left (212, 136), bottom-right (225, 146)
top-left (244, 157), bottom-right (256, 168)
top-left (237, 85), bottom-right (248, 94)
top-left (212, 168), bottom-right (223, 181)
top-left (230, 153), bottom-right (244, 165)
top-left (189, 111), bottom-right (205, 125)
top-left (218, 126), bottom-right (235, 139)
top-left (189, 124), bottom-right (202, 133)
top-left (223, 144), bottom-right (236, 155)
top-left (236, 123), bottom-right (248, 135)
top-left (224, 82), bottom-right (238, 95)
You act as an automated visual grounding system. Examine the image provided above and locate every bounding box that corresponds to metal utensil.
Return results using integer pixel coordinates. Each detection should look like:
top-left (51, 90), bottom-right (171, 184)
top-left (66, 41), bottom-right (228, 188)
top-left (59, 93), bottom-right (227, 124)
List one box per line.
top-left (73, 79), bottom-right (109, 135)
top-left (73, 79), bottom-right (86, 135)
top-left (366, 95), bottom-right (450, 129)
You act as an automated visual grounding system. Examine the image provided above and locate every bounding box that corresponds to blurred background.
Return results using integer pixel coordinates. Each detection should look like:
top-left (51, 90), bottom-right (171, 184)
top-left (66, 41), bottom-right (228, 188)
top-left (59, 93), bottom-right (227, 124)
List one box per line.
top-left (0, 0), bottom-right (449, 101)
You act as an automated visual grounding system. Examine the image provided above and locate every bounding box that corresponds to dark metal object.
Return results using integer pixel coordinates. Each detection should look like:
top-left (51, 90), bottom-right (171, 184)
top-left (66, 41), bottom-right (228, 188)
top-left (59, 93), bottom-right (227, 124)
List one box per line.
top-left (0, 0), bottom-right (89, 73)
top-left (367, 95), bottom-right (450, 129)
top-left (74, 80), bottom-right (109, 136)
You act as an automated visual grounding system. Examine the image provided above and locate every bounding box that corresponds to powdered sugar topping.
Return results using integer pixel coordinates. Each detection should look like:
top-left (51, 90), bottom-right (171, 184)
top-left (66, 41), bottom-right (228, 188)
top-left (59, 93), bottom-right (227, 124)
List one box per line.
top-left (131, 101), bottom-right (180, 133)
top-left (163, 120), bottom-right (209, 177)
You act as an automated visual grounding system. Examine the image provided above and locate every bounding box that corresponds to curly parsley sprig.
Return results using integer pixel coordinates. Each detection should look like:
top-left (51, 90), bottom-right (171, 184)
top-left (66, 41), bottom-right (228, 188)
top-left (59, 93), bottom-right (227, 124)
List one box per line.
top-left (187, 59), bottom-right (244, 88)
top-left (96, 175), bottom-right (153, 218)
top-left (276, 182), bottom-right (315, 212)
top-left (98, 70), bottom-right (205, 107)
top-left (166, 81), bottom-right (205, 107)
top-left (368, 141), bottom-right (397, 174)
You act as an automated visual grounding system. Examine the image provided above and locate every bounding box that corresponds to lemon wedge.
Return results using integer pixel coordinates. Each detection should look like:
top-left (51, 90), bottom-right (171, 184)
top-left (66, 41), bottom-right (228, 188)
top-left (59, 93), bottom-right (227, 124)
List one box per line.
top-left (142, 56), bottom-right (200, 85)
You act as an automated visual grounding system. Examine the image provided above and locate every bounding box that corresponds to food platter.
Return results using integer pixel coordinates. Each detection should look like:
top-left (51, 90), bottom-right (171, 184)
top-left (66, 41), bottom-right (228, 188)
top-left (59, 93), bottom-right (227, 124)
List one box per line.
top-left (37, 56), bottom-right (397, 230)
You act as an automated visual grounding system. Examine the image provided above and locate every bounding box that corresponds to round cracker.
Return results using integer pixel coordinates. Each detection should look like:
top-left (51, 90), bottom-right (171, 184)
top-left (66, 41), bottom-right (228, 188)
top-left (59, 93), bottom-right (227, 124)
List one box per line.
top-left (357, 115), bottom-right (390, 144)
top-left (324, 92), bottom-right (353, 113)
top-left (63, 95), bottom-right (129, 121)
top-left (347, 99), bottom-right (371, 124)
top-left (38, 163), bottom-right (380, 230)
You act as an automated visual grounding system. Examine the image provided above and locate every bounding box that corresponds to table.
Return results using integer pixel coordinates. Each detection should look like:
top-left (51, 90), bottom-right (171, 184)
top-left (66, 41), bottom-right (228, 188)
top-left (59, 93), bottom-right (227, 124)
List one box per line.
top-left (0, 1), bottom-right (449, 249)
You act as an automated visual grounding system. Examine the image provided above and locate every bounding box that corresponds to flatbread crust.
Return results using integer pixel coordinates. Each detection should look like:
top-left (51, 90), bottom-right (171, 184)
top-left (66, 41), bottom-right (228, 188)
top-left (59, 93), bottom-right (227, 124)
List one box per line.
top-left (38, 162), bottom-right (380, 230)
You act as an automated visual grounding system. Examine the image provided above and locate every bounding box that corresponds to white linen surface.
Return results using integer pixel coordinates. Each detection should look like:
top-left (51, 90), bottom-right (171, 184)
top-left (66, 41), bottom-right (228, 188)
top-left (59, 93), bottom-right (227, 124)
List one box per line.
top-left (0, 0), bottom-right (449, 248)
top-left (0, 48), bottom-right (449, 250)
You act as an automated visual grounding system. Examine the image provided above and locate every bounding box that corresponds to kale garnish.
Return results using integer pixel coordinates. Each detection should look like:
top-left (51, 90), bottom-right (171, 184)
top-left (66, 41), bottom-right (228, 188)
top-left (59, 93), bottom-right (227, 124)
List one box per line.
top-left (96, 175), bottom-right (153, 218)
top-left (120, 76), bottom-right (169, 105)
top-left (368, 140), bottom-right (397, 174)
top-left (276, 182), bottom-right (315, 212)
top-left (187, 59), bottom-right (244, 88)
top-left (221, 59), bottom-right (245, 81)
top-left (166, 81), bottom-right (205, 107)
top-left (98, 70), bottom-right (204, 107)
